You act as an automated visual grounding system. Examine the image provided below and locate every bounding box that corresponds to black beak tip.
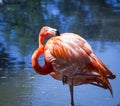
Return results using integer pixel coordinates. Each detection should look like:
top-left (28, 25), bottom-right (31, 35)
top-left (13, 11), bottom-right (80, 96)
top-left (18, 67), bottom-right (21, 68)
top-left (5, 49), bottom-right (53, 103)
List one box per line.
top-left (56, 30), bottom-right (60, 36)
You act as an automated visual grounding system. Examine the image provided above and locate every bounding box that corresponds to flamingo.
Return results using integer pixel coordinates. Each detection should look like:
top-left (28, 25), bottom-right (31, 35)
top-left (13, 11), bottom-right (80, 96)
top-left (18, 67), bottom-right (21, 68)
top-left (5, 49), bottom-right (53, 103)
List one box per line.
top-left (31, 26), bottom-right (115, 106)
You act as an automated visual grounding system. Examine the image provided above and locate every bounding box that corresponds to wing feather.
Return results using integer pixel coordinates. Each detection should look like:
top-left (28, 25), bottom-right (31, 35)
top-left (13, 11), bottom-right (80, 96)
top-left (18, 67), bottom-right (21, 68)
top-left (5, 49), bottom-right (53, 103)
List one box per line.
top-left (45, 33), bottom-right (93, 71)
top-left (51, 34), bottom-right (92, 64)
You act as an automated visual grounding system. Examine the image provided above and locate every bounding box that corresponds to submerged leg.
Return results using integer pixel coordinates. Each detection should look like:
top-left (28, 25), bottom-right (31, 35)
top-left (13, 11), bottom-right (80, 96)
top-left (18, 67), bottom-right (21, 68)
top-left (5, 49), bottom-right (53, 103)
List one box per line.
top-left (69, 78), bottom-right (74, 106)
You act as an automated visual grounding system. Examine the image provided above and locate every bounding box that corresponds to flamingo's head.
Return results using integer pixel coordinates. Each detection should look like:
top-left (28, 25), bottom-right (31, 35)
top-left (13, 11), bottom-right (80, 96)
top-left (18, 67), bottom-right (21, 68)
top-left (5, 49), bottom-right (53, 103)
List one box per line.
top-left (39, 26), bottom-right (60, 38)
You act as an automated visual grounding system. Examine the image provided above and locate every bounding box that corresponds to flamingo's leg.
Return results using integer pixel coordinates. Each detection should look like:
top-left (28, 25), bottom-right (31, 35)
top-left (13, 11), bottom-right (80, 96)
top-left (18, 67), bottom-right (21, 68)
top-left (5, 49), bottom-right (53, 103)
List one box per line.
top-left (69, 78), bottom-right (74, 106)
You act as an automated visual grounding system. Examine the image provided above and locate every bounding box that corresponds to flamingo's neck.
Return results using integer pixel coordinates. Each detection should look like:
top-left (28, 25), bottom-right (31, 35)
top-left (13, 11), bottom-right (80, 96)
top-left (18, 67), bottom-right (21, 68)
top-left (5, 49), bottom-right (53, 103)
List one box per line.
top-left (39, 36), bottom-right (44, 48)
top-left (32, 36), bottom-right (52, 75)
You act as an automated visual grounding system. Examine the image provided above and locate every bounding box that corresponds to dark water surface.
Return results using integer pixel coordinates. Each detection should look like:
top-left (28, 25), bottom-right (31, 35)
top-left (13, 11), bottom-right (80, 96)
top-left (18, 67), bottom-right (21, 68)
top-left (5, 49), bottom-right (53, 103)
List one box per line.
top-left (0, 1), bottom-right (120, 106)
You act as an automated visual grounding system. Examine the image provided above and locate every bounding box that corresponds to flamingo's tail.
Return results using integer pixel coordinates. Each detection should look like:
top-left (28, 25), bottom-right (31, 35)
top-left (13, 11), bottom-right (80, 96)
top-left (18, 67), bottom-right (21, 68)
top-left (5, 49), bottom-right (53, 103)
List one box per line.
top-left (91, 54), bottom-right (116, 96)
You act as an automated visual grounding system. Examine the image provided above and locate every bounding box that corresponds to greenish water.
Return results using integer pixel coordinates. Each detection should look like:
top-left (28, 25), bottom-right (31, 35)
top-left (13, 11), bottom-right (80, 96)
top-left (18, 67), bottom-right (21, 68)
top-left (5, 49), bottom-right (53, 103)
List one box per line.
top-left (0, 0), bottom-right (120, 106)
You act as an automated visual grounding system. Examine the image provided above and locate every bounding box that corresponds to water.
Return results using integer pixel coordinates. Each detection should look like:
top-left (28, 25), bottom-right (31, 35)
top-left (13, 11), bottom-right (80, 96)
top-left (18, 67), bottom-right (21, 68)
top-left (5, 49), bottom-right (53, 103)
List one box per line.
top-left (0, 1), bottom-right (120, 106)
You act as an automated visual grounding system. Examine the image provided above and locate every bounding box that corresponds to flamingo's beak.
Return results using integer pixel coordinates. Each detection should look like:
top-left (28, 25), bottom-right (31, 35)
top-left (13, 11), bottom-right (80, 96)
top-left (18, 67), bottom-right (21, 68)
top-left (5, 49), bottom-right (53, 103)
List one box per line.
top-left (56, 30), bottom-right (60, 36)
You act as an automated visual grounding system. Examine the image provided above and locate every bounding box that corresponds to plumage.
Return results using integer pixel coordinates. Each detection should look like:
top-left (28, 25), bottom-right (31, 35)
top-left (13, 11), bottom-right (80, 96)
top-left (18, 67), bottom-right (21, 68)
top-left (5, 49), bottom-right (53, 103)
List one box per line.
top-left (31, 26), bottom-right (115, 106)
top-left (44, 33), bottom-right (114, 91)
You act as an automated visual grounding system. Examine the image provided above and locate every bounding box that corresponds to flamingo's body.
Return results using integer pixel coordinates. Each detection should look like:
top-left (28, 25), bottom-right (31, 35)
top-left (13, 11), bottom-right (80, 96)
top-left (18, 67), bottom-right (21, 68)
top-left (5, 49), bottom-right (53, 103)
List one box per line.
top-left (32, 26), bottom-right (115, 106)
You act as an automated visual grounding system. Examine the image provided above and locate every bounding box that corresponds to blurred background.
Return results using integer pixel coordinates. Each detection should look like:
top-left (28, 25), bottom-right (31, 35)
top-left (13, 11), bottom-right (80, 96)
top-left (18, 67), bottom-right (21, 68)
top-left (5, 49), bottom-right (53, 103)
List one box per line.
top-left (0, 0), bottom-right (120, 106)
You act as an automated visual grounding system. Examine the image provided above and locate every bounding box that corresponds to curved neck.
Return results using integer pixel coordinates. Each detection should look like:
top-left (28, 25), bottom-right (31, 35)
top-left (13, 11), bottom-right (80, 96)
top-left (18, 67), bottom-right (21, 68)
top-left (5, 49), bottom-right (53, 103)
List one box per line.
top-left (39, 35), bottom-right (44, 47)
top-left (32, 36), bottom-right (52, 75)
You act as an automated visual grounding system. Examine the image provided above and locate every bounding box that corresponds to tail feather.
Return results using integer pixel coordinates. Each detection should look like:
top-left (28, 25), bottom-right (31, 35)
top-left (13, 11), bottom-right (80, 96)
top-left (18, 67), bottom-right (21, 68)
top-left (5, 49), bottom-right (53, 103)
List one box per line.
top-left (90, 54), bottom-right (116, 96)
top-left (91, 77), bottom-right (113, 96)
top-left (96, 56), bottom-right (116, 79)
top-left (91, 54), bottom-right (116, 79)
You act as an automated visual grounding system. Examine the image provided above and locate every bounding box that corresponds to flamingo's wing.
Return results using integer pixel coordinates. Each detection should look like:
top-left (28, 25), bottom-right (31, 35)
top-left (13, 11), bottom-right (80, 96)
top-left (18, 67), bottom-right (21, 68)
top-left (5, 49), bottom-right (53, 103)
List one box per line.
top-left (45, 33), bottom-right (115, 95)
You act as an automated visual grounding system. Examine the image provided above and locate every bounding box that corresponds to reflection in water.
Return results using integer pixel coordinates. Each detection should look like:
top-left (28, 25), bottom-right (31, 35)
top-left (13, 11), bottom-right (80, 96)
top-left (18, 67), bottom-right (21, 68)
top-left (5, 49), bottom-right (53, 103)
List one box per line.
top-left (0, 0), bottom-right (120, 106)
top-left (0, 70), bottom-right (34, 106)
